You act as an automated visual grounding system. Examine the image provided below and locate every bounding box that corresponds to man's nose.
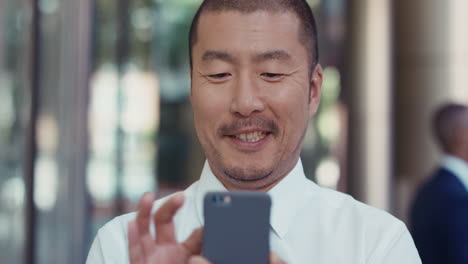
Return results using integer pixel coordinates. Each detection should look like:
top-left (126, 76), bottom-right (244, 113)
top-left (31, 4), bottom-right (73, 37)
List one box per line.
top-left (229, 75), bottom-right (265, 117)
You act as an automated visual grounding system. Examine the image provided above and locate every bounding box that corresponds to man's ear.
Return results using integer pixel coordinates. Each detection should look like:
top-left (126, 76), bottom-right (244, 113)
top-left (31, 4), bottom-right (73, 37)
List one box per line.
top-left (308, 64), bottom-right (323, 117)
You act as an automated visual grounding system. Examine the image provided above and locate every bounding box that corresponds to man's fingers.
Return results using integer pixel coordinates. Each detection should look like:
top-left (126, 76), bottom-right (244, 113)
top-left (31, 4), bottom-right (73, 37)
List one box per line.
top-left (135, 193), bottom-right (159, 258)
top-left (154, 192), bottom-right (185, 244)
top-left (128, 221), bottom-right (144, 264)
top-left (136, 192), bottom-right (156, 236)
top-left (188, 256), bottom-right (212, 264)
top-left (182, 227), bottom-right (203, 255)
top-left (270, 252), bottom-right (287, 264)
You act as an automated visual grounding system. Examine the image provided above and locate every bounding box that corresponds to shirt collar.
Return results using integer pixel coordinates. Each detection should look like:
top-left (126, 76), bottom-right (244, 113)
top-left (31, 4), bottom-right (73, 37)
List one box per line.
top-left (441, 154), bottom-right (468, 191)
top-left (194, 159), bottom-right (318, 239)
top-left (194, 161), bottom-right (228, 226)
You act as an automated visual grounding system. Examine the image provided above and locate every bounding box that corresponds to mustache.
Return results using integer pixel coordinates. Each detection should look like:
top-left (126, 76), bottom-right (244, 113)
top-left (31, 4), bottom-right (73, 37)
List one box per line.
top-left (218, 116), bottom-right (279, 136)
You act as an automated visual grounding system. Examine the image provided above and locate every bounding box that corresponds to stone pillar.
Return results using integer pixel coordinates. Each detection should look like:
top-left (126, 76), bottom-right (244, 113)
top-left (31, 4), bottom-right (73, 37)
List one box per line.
top-left (33, 0), bottom-right (93, 262)
top-left (394, 0), bottom-right (468, 222)
top-left (448, 0), bottom-right (468, 101)
top-left (344, 0), bottom-right (392, 210)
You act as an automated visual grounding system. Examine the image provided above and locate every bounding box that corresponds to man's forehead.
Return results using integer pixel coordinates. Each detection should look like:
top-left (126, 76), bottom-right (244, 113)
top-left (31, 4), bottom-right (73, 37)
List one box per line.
top-left (195, 10), bottom-right (301, 46)
top-left (192, 10), bottom-right (308, 66)
top-left (197, 9), bottom-right (300, 30)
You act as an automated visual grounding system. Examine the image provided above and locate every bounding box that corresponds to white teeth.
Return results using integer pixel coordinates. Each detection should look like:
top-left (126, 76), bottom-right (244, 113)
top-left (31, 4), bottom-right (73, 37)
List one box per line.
top-left (234, 131), bottom-right (267, 142)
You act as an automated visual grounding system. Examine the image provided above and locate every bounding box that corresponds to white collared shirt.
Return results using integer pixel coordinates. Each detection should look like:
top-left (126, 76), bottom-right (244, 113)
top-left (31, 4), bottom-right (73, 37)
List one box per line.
top-left (87, 160), bottom-right (421, 264)
top-left (441, 154), bottom-right (468, 191)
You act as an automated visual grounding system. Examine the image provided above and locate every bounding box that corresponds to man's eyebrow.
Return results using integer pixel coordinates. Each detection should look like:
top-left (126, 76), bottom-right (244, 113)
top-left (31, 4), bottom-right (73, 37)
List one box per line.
top-left (253, 50), bottom-right (292, 63)
top-left (201, 50), bottom-right (237, 64)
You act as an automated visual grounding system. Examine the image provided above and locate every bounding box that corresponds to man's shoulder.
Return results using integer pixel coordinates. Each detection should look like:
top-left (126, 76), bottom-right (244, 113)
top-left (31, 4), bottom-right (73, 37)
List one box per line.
top-left (308, 185), bottom-right (408, 245)
top-left (317, 185), bottom-right (403, 223)
top-left (309, 185), bottom-right (416, 262)
top-left (86, 211), bottom-right (136, 263)
top-left (418, 167), bottom-right (468, 200)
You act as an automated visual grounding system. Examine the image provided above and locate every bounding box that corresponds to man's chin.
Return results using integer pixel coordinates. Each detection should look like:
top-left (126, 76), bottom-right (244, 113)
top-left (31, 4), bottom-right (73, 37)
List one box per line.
top-left (219, 165), bottom-right (277, 190)
top-left (224, 168), bottom-right (273, 182)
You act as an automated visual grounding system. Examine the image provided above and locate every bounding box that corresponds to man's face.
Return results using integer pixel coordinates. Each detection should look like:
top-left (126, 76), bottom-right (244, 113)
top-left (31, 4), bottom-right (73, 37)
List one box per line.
top-left (190, 10), bottom-right (322, 190)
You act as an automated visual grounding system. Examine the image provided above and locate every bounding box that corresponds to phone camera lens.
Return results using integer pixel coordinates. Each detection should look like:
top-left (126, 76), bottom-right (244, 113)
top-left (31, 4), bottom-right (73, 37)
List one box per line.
top-left (213, 195), bottom-right (222, 204)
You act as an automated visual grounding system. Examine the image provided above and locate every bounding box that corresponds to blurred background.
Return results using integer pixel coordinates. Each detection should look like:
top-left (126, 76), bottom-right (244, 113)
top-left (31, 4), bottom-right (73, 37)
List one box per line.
top-left (1, 0), bottom-right (468, 263)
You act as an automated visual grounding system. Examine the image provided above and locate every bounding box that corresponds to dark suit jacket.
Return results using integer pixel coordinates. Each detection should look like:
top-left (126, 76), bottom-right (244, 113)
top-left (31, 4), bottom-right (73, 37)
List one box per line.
top-left (410, 167), bottom-right (468, 264)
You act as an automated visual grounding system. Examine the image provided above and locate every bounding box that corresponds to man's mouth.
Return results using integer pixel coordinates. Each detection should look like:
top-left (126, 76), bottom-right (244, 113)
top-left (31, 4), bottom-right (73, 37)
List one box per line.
top-left (219, 116), bottom-right (278, 148)
top-left (231, 131), bottom-right (269, 142)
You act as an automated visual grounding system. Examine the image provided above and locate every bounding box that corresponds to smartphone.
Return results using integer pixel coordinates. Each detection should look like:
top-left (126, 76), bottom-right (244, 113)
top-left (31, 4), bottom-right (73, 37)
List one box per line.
top-left (202, 191), bottom-right (271, 264)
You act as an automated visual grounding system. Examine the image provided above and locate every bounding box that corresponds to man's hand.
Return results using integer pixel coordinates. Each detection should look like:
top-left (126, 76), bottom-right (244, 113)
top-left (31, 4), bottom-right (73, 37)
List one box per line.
top-left (128, 192), bottom-right (286, 264)
top-left (269, 252), bottom-right (287, 264)
top-left (127, 192), bottom-right (203, 264)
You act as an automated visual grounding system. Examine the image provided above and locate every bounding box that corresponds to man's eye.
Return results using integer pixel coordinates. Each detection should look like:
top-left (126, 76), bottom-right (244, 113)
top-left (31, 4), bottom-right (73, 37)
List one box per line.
top-left (261, 73), bottom-right (285, 80)
top-left (208, 73), bottom-right (231, 79)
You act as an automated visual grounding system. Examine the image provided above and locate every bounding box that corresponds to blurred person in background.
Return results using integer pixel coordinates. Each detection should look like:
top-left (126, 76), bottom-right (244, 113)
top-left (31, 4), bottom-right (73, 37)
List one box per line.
top-left (410, 103), bottom-right (468, 264)
top-left (86, 0), bottom-right (421, 263)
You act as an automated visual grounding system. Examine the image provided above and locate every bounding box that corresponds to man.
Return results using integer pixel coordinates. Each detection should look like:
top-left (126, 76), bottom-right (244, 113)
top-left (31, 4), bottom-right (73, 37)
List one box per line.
top-left (410, 103), bottom-right (468, 264)
top-left (87, 0), bottom-right (421, 263)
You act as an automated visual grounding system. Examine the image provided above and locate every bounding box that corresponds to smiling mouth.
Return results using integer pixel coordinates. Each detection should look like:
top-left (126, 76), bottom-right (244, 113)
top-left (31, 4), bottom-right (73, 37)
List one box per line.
top-left (228, 131), bottom-right (270, 142)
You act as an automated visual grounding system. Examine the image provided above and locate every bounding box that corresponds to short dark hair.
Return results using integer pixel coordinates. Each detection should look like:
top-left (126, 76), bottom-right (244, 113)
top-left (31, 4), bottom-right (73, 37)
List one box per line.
top-left (432, 103), bottom-right (468, 153)
top-left (188, 0), bottom-right (319, 71)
